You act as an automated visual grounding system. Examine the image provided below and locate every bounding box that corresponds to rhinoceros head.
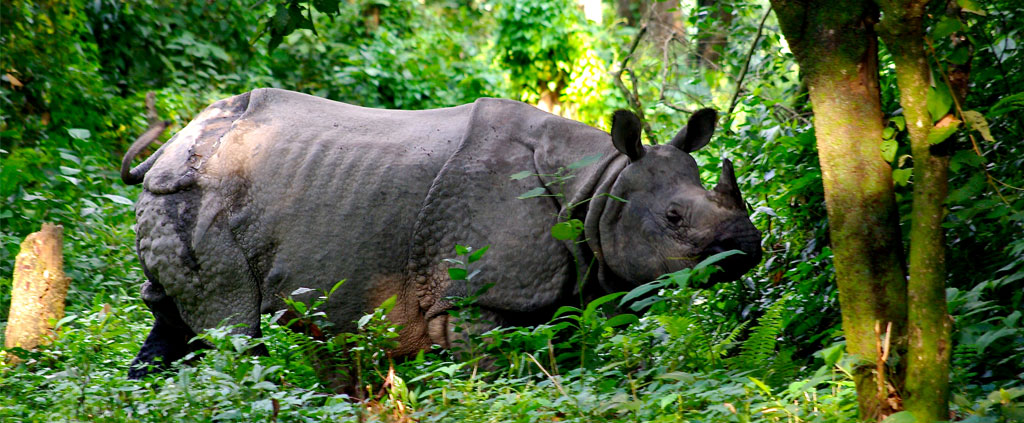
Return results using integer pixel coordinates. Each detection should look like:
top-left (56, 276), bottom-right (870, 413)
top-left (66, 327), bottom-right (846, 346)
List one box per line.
top-left (596, 108), bottom-right (762, 285)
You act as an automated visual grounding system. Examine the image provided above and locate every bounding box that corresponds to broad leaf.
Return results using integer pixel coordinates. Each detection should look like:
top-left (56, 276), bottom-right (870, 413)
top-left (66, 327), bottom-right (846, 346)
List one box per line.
top-left (517, 187), bottom-right (547, 199)
top-left (448, 268), bottom-right (467, 281)
top-left (468, 245), bottom-right (489, 263)
top-left (509, 170), bottom-right (533, 180)
top-left (892, 168), bottom-right (913, 186)
top-left (881, 139), bottom-right (897, 162)
top-left (927, 85), bottom-right (953, 122)
top-left (67, 128), bottom-right (91, 140)
top-left (567, 153), bottom-right (602, 169)
top-left (602, 313), bottom-right (639, 328)
top-left (927, 120), bottom-right (961, 144)
top-left (962, 110), bottom-right (994, 141)
top-left (550, 219), bottom-right (584, 240)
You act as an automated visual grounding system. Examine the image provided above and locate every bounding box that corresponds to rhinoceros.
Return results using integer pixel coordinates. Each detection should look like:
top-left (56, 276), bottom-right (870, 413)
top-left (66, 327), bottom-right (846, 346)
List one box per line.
top-left (122, 88), bottom-right (761, 378)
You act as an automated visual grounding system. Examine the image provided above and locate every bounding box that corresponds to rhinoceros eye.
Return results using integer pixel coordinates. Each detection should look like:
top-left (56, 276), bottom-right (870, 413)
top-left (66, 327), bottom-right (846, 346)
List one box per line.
top-left (666, 209), bottom-right (684, 227)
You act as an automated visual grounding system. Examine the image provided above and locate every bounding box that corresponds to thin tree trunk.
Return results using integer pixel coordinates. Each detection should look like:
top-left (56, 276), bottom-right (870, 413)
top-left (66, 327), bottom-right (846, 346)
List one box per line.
top-left (4, 223), bottom-right (71, 364)
top-left (695, 0), bottom-right (734, 68)
top-left (617, 0), bottom-right (639, 26)
top-left (878, 1), bottom-right (952, 420)
top-left (770, 0), bottom-right (908, 419)
top-left (646, 0), bottom-right (682, 51)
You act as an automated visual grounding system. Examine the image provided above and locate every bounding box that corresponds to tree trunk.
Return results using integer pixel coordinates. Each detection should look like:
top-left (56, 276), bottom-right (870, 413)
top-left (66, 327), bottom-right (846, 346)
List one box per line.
top-left (617, 0), bottom-right (639, 26)
top-left (646, 0), bottom-right (682, 51)
top-left (4, 223), bottom-right (71, 364)
top-left (695, 0), bottom-right (734, 68)
top-left (878, 0), bottom-right (952, 420)
top-left (770, 0), bottom-right (909, 419)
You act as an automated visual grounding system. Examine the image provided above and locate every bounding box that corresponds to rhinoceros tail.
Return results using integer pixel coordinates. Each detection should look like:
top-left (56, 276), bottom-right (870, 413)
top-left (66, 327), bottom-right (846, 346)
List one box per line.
top-left (121, 120), bottom-right (170, 185)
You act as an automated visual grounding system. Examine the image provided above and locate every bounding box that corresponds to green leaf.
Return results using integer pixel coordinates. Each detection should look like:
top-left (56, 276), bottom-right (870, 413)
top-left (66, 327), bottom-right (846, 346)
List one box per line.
top-left (550, 219), bottom-right (584, 240)
top-left (927, 85), bottom-right (953, 122)
top-left (891, 116), bottom-right (906, 131)
top-left (947, 172), bottom-right (985, 203)
top-left (927, 120), bottom-right (961, 144)
top-left (584, 292), bottom-right (626, 320)
top-left (291, 287), bottom-right (316, 296)
top-left (509, 170), bottom-right (533, 180)
top-left (100, 194), bottom-right (134, 206)
top-left (552, 305), bottom-right (582, 320)
top-left (962, 110), bottom-right (994, 141)
top-left (658, 393), bottom-right (679, 409)
top-left (448, 268), bottom-right (467, 281)
top-left (567, 153), bottom-right (602, 170)
top-left (517, 187), bottom-right (547, 199)
top-left (694, 250), bottom-right (745, 271)
top-left (357, 313), bottom-right (372, 329)
top-left (455, 244), bottom-right (470, 255)
top-left (748, 377), bottom-right (773, 396)
top-left (820, 343), bottom-right (844, 367)
top-left (328, 279), bottom-right (347, 297)
top-left (59, 166), bottom-right (81, 175)
top-left (312, 0), bottom-right (340, 14)
top-left (975, 327), bottom-right (1016, 354)
top-left (931, 16), bottom-right (962, 40)
top-left (468, 245), bottom-right (489, 263)
top-left (881, 411), bottom-right (917, 423)
top-left (376, 295), bottom-right (397, 314)
top-left (881, 139), bottom-right (898, 162)
top-left (602, 313), bottom-right (639, 328)
top-left (957, 0), bottom-right (986, 15)
top-left (948, 46), bottom-right (969, 65)
top-left (67, 128), bottom-right (91, 140)
top-left (620, 280), bottom-right (665, 306)
top-left (882, 126), bottom-right (895, 139)
top-left (950, 150), bottom-right (986, 172)
top-left (893, 168), bottom-right (912, 186)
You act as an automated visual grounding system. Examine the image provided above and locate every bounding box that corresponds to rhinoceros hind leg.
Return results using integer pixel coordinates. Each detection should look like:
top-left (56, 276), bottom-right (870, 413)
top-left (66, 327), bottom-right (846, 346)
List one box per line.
top-left (128, 282), bottom-right (200, 379)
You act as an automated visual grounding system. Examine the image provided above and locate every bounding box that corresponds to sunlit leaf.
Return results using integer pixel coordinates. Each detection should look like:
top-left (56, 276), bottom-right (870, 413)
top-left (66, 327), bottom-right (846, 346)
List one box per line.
top-left (550, 219), bottom-right (583, 240)
top-left (881, 139), bottom-right (897, 162)
top-left (957, 0), bottom-right (986, 15)
top-left (468, 245), bottom-right (489, 263)
top-left (893, 168), bottom-right (912, 186)
top-left (927, 85), bottom-right (953, 122)
top-left (517, 187), bottom-right (547, 199)
top-left (509, 170), bottom-right (533, 180)
top-left (448, 268), bottom-right (467, 281)
top-left (100, 194), bottom-right (134, 206)
top-left (68, 128), bottom-right (91, 140)
top-left (927, 120), bottom-right (961, 144)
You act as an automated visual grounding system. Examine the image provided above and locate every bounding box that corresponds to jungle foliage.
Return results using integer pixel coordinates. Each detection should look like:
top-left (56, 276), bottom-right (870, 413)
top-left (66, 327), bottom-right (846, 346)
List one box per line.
top-left (1, 0), bottom-right (1022, 421)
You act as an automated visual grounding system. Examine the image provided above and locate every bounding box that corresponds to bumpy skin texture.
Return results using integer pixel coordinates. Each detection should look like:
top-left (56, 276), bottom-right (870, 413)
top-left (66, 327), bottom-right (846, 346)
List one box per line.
top-left (129, 88), bottom-right (761, 376)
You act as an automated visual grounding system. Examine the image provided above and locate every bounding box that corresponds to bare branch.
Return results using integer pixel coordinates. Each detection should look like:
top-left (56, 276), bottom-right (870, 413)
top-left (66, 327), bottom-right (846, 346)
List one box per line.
top-left (726, 7), bottom-right (773, 120)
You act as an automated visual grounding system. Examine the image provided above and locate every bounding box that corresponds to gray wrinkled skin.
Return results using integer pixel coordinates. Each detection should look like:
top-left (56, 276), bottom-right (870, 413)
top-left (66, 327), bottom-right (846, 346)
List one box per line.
top-left (128, 88), bottom-right (761, 376)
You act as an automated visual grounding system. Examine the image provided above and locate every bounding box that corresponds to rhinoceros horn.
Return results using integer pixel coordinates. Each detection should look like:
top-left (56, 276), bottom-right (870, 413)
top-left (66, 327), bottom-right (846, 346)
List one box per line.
top-left (714, 158), bottom-right (745, 209)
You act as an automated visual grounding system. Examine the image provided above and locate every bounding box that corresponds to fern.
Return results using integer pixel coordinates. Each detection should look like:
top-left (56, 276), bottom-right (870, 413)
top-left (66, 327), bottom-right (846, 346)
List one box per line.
top-left (735, 296), bottom-right (790, 373)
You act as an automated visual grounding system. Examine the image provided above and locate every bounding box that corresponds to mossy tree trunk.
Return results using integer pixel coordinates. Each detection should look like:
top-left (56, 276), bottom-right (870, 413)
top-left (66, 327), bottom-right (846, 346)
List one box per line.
top-left (878, 0), bottom-right (953, 420)
top-left (4, 223), bottom-right (71, 364)
top-left (770, 0), bottom-right (909, 419)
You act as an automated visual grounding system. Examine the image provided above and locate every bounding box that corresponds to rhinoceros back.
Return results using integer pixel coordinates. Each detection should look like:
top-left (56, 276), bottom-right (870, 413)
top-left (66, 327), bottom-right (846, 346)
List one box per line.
top-left (135, 88), bottom-right (472, 334)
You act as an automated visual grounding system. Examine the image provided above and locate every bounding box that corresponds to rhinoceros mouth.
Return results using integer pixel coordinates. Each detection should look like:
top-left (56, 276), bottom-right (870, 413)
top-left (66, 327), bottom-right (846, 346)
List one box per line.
top-left (698, 235), bottom-right (762, 283)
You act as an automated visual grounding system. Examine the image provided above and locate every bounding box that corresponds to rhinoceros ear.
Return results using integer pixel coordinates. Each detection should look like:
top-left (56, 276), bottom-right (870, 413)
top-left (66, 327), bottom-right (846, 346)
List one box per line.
top-left (668, 108), bottom-right (717, 152)
top-left (611, 109), bottom-right (645, 161)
